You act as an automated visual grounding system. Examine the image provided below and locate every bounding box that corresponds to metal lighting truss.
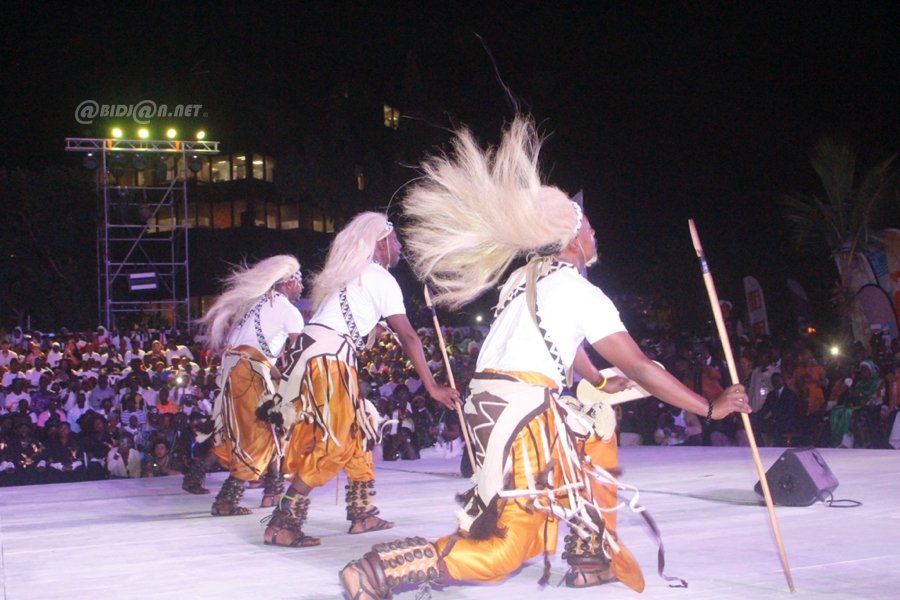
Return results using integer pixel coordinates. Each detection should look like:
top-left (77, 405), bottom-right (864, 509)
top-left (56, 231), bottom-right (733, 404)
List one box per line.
top-left (65, 138), bottom-right (220, 331)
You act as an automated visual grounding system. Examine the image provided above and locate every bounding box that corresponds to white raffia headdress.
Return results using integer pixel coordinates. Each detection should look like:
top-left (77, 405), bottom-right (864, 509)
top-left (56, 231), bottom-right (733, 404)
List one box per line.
top-left (402, 115), bottom-right (582, 309)
top-left (200, 255), bottom-right (301, 349)
top-left (309, 211), bottom-right (393, 311)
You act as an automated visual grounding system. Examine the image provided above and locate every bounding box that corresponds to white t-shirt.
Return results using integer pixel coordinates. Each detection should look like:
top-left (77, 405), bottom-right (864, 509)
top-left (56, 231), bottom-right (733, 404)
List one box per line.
top-left (0, 350), bottom-right (18, 368)
top-left (476, 265), bottom-right (626, 387)
top-left (124, 349), bottom-right (146, 366)
top-left (228, 292), bottom-right (305, 360)
top-left (4, 391), bottom-right (31, 411)
top-left (311, 263), bottom-right (406, 337)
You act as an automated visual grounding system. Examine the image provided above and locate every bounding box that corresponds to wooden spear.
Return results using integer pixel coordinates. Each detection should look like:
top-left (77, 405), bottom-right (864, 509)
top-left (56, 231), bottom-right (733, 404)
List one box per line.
top-left (423, 285), bottom-right (478, 475)
top-left (689, 219), bottom-right (795, 592)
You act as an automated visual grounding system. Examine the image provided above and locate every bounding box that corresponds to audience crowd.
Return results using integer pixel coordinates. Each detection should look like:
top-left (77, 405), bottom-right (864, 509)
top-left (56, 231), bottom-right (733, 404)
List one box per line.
top-left (1, 318), bottom-right (898, 487)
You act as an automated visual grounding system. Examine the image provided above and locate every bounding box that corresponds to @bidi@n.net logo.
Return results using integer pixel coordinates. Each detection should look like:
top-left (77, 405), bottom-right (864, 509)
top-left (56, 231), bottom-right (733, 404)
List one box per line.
top-left (75, 100), bottom-right (206, 125)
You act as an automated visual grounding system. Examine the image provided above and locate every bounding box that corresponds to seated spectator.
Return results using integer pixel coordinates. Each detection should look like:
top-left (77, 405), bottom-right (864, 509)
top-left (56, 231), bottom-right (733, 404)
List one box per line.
top-left (30, 374), bottom-right (58, 414)
top-left (4, 378), bottom-right (30, 412)
top-left (66, 393), bottom-right (91, 434)
top-left (410, 394), bottom-right (436, 450)
top-left (89, 373), bottom-right (116, 410)
top-left (2, 419), bottom-right (46, 485)
top-left (36, 398), bottom-right (67, 429)
top-left (382, 385), bottom-right (418, 461)
top-left (165, 339), bottom-right (195, 366)
top-left (107, 433), bottom-right (142, 478)
top-left (654, 409), bottom-right (688, 446)
top-left (143, 440), bottom-right (181, 477)
top-left (45, 421), bottom-right (84, 483)
top-left (756, 372), bottom-right (800, 446)
top-left (45, 341), bottom-right (63, 368)
top-left (123, 339), bottom-right (146, 368)
top-left (156, 388), bottom-right (179, 415)
top-left (25, 357), bottom-right (52, 389)
top-left (0, 339), bottom-right (18, 368)
top-left (2, 359), bottom-right (24, 389)
top-left (78, 413), bottom-right (113, 480)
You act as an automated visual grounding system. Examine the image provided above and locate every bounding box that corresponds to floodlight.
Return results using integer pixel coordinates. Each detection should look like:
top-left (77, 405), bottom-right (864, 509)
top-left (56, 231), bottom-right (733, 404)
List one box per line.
top-left (111, 127), bottom-right (123, 139)
top-left (137, 128), bottom-right (150, 139)
top-left (154, 156), bottom-right (168, 181)
top-left (187, 155), bottom-right (203, 173)
top-left (195, 130), bottom-right (206, 140)
top-left (110, 153), bottom-right (126, 179)
top-left (166, 128), bottom-right (177, 139)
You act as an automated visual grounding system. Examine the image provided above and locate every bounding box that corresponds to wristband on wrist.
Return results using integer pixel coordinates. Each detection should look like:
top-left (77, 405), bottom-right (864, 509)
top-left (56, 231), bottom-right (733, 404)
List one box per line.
top-left (705, 399), bottom-right (714, 425)
top-left (596, 375), bottom-right (608, 391)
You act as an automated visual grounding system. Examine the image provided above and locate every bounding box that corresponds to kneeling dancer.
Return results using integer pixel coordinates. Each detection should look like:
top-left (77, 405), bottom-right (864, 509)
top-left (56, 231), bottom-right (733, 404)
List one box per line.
top-left (339, 116), bottom-right (751, 597)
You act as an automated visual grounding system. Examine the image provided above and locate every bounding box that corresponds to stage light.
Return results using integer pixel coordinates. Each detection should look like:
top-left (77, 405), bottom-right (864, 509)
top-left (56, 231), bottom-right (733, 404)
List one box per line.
top-left (166, 128), bottom-right (177, 139)
top-left (830, 345), bottom-right (840, 356)
top-left (187, 155), bottom-right (203, 173)
top-left (475, 314), bottom-right (483, 323)
top-left (137, 128), bottom-right (150, 139)
top-left (195, 130), bottom-right (206, 140)
top-left (83, 152), bottom-right (98, 170)
top-left (110, 153), bottom-right (126, 179)
top-left (154, 156), bottom-right (168, 181)
top-left (111, 127), bottom-right (123, 139)
top-left (132, 153), bottom-right (147, 171)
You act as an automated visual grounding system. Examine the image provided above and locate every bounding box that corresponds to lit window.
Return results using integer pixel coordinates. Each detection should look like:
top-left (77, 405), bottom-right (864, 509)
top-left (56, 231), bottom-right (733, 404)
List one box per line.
top-left (265, 157), bottom-right (275, 182)
top-left (266, 201), bottom-right (278, 229)
top-left (211, 159), bottom-right (231, 182)
top-left (254, 202), bottom-right (265, 227)
top-left (383, 104), bottom-right (400, 129)
top-left (252, 154), bottom-right (264, 180)
top-left (232, 199), bottom-right (246, 227)
top-left (233, 154), bottom-right (247, 180)
top-left (212, 202), bottom-right (232, 229)
top-left (196, 202), bottom-right (211, 228)
top-left (280, 203), bottom-right (299, 230)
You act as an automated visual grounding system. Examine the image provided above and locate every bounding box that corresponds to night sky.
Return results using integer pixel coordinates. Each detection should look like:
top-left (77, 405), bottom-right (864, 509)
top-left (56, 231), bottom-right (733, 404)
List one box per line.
top-left (2, 2), bottom-right (898, 332)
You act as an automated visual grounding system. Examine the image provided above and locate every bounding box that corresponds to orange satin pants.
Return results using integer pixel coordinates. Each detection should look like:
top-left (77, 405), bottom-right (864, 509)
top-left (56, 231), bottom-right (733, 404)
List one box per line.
top-left (435, 411), bottom-right (562, 582)
top-left (283, 356), bottom-right (374, 488)
top-left (212, 350), bottom-right (277, 481)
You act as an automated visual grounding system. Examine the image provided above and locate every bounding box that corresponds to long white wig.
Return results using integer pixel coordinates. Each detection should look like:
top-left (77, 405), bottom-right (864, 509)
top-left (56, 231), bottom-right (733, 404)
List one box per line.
top-left (200, 255), bottom-right (300, 349)
top-left (402, 116), bottom-right (581, 309)
top-left (309, 211), bottom-right (393, 311)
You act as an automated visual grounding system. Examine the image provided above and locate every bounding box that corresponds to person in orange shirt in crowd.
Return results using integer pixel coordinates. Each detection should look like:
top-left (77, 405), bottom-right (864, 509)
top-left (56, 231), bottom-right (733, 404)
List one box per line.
top-left (156, 388), bottom-right (180, 415)
top-left (792, 348), bottom-right (827, 444)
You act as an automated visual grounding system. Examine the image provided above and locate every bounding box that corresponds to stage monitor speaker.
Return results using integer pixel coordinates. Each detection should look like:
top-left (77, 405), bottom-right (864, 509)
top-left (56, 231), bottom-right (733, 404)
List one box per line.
top-left (754, 448), bottom-right (838, 506)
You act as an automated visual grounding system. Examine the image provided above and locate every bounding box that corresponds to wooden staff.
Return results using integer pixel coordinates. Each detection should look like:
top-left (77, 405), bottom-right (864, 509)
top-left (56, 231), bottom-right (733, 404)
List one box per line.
top-left (423, 285), bottom-right (478, 475)
top-left (689, 219), bottom-right (796, 592)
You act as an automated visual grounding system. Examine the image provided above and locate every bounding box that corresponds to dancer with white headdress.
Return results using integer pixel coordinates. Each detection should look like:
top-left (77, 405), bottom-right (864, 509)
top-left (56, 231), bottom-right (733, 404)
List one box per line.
top-left (338, 116), bottom-right (752, 598)
top-left (192, 255), bottom-right (305, 516)
top-left (262, 211), bottom-right (459, 548)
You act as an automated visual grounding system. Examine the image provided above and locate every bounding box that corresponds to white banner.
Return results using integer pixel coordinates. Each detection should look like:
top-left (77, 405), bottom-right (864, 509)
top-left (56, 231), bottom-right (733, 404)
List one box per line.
top-left (743, 276), bottom-right (770, 338)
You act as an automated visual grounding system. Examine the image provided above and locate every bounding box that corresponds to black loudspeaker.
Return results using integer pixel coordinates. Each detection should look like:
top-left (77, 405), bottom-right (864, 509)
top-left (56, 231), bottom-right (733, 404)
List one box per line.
top-left (754, 448), bottom-right (839, 507)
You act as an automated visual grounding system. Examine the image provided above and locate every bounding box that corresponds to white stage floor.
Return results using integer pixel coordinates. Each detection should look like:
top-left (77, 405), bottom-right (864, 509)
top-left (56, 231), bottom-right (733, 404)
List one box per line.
top-left (2, 446), bottom-right (898, 600)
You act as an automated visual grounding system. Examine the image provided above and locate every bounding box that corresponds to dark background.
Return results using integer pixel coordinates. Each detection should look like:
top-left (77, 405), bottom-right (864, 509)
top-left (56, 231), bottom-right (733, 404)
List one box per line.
top-left (1, 2), bottom-right (898, 334)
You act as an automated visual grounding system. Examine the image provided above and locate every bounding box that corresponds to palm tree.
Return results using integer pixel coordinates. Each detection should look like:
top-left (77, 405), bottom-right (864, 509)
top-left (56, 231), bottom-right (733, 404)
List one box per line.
top-left (781, 137), bottom-right (898, 344)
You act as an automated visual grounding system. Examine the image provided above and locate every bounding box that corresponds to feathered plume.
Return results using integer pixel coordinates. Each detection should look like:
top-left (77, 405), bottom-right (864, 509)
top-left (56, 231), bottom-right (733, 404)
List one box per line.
top-left (199, 255), bottom-right (300, 349)
top-left (402, 116), bottom-right (579, 309)
top-left (308, 212), bottom-right (393, 311)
